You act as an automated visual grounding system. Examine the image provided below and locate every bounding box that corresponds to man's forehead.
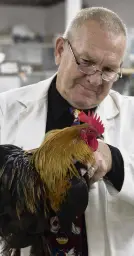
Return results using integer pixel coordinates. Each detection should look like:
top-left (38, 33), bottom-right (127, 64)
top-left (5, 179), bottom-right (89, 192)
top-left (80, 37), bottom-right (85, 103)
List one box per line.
top-left (71, 27), bottom-right (126, 66)
top-left (71, 21), bottom-right (126, 51)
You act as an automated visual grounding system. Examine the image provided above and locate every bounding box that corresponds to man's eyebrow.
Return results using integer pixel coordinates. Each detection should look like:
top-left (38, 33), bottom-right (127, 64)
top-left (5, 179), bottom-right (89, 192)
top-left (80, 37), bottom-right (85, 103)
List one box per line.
top-left (79, 51), bottom-right (98, 61)
top-left (102, 64), bottom-right (120, 72)
top-left (107, 62), bottom-right (123, 70)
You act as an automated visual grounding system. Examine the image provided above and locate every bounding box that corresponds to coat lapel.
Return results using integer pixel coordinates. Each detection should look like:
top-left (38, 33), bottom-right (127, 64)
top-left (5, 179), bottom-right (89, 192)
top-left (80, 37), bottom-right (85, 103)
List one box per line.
top-left (85, 91), bottom-right (120, 252)
top-left (14, 79), bottom-right (53, 150)
top-left (15, 97), bottom-right (48, 150)
top-left (14, 74), bottom-right (56, 150)
top-left (96, 92), bottom-right (119, 144)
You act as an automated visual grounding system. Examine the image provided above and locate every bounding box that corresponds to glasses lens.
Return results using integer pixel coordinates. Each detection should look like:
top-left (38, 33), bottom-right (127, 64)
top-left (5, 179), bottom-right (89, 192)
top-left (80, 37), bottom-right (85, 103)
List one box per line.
top-left (79, 65), bottom-right (120, 82)
top-left (79, 65), bottom-right (97, 75)
top-left (102, 72), bottom-right (120, 82)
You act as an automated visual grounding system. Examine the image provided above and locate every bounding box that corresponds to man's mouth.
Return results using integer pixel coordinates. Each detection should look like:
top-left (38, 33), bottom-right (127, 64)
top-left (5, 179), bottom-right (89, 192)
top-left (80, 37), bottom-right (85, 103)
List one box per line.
top-left (79, 84), bottom-right (97, 93)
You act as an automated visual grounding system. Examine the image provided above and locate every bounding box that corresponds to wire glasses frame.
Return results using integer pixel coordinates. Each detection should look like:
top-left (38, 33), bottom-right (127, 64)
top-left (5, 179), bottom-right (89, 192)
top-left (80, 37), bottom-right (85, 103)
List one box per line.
top-left (66, 40), bottom-right (122, 82)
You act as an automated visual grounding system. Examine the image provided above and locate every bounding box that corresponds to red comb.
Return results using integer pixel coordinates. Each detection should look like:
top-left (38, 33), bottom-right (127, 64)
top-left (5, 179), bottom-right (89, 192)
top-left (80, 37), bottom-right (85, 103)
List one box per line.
top-left (78, 111), bottom-right (104, 135)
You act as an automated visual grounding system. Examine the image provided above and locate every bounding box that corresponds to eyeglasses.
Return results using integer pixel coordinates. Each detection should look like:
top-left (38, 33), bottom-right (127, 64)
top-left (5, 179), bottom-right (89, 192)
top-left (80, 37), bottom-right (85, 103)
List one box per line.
top-left (67, 40), bottom-right (122, 82)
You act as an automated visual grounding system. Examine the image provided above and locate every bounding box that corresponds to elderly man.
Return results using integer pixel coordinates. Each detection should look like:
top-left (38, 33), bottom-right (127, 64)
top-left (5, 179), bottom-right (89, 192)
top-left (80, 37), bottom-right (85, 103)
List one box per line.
top-left (0, 6), bottom-right (133, 256)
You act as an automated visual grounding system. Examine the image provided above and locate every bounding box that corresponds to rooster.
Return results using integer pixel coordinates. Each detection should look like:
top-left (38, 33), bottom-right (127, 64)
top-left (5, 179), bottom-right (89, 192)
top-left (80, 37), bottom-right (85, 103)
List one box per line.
top-left (0, 111), bottom-right (104, 256)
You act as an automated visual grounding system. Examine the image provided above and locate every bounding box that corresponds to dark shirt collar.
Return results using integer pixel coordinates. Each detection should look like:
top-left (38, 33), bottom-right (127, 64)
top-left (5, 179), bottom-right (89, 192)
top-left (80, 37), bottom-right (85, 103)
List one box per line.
top-left (48, 76), bottom-right (72, 120)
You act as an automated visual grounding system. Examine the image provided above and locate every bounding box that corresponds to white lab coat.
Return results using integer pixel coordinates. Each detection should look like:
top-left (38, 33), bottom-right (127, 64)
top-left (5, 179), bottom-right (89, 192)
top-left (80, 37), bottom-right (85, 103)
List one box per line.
top-left (0, 74), bottom-right (134, 256)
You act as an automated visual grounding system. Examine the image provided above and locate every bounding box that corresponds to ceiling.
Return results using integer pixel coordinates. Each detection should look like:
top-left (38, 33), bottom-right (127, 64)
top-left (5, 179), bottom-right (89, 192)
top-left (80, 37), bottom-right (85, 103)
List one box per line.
top-left (0, 0), bottom-right (64, 6)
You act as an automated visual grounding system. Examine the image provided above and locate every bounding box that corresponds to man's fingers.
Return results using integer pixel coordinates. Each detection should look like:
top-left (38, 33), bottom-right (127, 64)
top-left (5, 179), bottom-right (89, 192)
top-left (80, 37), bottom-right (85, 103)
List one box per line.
top-left (80, 164), bottom-right (97, 178)
top-left (87, 163), bottom-right (98, 179)
top-left (90, 169), bottom-right (106, 184)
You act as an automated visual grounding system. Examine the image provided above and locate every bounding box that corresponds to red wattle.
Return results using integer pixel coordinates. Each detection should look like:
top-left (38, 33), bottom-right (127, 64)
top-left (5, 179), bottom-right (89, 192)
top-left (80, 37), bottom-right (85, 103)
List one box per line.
top-left (87, 137), bottom-right (98, 151)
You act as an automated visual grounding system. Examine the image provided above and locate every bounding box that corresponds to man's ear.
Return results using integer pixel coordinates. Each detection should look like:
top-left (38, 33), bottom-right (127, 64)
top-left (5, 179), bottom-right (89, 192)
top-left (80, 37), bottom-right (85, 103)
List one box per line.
top-left (55, 37), bottom-right (65, 65)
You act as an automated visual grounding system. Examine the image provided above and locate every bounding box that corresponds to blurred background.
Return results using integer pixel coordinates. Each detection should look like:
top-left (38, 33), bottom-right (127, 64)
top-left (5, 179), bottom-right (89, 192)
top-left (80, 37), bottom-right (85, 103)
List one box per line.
top-left (0, 0), bottom-right (133, 95)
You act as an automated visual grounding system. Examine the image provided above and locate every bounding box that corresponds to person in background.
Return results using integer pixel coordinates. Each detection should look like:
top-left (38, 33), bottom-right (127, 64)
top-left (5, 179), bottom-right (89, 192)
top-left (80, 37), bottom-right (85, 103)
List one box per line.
top-left (0, 6), bottom-right (133, 256)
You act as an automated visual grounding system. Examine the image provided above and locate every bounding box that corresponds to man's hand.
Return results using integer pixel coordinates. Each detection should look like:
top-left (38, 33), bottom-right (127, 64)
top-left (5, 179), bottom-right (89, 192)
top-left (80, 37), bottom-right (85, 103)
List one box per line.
top-left (90, 140), bottom-right (112, 184)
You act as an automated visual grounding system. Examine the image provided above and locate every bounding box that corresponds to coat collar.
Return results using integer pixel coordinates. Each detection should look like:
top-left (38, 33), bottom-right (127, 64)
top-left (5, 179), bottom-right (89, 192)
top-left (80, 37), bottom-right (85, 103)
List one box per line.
top-left (17, 74), bottom-right (56, 107)
top-left (14, 75), bottom-right (56, 149)
top-left (97, 91), bottom-right (119, 120)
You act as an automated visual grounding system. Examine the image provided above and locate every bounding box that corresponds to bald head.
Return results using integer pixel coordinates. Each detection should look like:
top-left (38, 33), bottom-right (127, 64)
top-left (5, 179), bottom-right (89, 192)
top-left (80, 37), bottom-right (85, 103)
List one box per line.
top-left (63, 7), bottom-right (127, 42)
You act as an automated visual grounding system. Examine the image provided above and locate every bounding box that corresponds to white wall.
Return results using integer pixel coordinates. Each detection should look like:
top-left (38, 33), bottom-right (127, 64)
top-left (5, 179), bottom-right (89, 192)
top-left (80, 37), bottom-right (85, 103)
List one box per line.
top-left (84, 0), bottom-right (134, 28)
top-left (44, 2), bottom-right (65, 34)
top-left (0, 2), bottom-right (65, 35)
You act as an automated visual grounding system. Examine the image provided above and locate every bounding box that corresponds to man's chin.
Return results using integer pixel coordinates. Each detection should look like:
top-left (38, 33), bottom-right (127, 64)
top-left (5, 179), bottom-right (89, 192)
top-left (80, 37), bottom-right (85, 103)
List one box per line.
top-left (72, 101), bottom-right (98, 110)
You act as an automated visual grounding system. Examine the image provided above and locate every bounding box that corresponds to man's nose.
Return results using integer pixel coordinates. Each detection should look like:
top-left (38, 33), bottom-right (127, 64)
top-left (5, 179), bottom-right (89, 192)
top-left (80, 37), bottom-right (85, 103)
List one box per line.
top-left (86, 71), bottom-right (102, 86)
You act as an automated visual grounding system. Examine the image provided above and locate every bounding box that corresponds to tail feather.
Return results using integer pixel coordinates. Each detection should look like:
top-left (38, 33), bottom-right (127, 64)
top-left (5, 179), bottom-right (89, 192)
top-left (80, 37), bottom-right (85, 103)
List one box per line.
top-left (0, 145), bottom-right (47, 217)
